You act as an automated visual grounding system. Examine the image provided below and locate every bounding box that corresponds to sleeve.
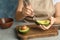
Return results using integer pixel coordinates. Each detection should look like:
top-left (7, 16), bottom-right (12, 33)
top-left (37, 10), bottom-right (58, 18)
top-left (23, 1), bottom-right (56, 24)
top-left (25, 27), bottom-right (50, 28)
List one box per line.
top-left (53, 0), bottom-right (60, 5)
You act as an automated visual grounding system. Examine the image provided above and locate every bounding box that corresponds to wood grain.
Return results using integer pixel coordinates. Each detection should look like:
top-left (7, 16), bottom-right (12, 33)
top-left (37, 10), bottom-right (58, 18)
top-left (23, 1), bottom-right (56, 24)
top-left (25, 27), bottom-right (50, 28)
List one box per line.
top-left (15, 25), bottom-right (58, 40)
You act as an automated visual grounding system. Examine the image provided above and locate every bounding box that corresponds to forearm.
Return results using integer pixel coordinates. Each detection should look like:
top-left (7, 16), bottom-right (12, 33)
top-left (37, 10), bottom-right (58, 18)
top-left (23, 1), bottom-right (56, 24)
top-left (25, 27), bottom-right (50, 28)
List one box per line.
top-left (54, 2), bottom-right (60, 24)
top-left (16, 0), bottom-right (24, 21)
top-left (17, 0), bottom-right (23, 12)
top-left (16, 11), bottom-right (22, 21)
top-left (54, 17), bottom-right (60, 24)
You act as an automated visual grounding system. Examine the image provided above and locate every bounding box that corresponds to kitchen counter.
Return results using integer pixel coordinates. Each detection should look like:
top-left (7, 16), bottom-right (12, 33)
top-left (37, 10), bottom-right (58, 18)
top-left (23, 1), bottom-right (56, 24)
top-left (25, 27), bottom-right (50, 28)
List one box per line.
top-left (0, 22), bottom-right (60, 40)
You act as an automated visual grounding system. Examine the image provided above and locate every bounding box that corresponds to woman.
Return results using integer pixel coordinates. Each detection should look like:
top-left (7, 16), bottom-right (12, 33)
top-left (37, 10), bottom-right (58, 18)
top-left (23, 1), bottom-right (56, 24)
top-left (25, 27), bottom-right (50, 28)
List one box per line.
top-left (16, 0), bottom-right (60, 30)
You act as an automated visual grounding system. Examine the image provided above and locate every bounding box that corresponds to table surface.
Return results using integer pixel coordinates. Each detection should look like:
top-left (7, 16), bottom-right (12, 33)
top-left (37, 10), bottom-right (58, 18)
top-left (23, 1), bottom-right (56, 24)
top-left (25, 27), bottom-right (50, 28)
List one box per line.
top-left (0, 22), bottom-right (60, 40)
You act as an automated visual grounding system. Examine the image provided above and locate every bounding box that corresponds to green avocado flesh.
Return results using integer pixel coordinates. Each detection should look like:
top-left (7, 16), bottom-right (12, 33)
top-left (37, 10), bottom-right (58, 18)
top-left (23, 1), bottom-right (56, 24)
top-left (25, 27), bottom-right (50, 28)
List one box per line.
top-left (19, 28), bottom-right (29, 34)
top-left (36, 20), bottom-right (50, 26)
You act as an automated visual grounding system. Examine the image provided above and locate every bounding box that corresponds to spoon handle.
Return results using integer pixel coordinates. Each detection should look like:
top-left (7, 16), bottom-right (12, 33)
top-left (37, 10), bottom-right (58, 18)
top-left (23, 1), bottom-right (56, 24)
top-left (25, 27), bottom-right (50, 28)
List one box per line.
top-left (1, 18), bottom-right (5, 24)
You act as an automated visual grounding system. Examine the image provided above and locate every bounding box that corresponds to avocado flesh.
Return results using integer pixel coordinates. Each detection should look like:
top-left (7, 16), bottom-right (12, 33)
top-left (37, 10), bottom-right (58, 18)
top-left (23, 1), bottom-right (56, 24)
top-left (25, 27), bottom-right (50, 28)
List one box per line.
top-left (36, 20), bottom-right (50, 26)
top-left (19, 27), bottom-right (29, 34)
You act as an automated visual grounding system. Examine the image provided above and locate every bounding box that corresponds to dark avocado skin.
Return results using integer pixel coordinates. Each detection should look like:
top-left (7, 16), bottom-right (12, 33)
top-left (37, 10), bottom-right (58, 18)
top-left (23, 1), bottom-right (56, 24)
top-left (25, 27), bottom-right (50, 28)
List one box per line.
top-left (35, 21), bottom-right (40, 25)
top-left (18, 30), bottom-right (29, 34)
top-left (18, 28), bottom-right (29, 34)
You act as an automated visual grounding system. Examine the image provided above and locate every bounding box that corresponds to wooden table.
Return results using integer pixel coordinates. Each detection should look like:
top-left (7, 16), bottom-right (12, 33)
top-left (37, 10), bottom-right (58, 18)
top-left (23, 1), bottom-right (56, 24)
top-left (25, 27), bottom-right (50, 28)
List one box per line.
top-left (15, 25), bottom-right (58, 40)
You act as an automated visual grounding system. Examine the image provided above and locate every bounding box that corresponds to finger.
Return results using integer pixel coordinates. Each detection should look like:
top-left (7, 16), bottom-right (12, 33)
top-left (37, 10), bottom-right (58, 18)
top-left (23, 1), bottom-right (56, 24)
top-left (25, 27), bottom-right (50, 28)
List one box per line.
top-left (24, 4), bottom-right (33, 12)
top-left (47, 25), bottom-right (52, 29)
top-left (25, 9), bottom-right (34, 16)
top-left (26, 8), bottom-right (33, 13)
top-left (39, 25), bottom-right (46, 30)
top-left (27, 7), bottom-right (33, 12)
top-left (26, 8), bottom-right (34, 16)
top-left (48, 17), bottom-right (53, 21)
top-left (22, 11), bottom-right (32, 16)
top-left (43, 23), bottom-right (53, 29)
top-left (22, 9), bottom-right (29, 16)
top-left (22, 7), bottom-right (34, 16)
top-left (25, 12), bottom-right (31, 16)
top-left (26, 5), bottom-right (33, 11)
top-left (48, 17), bottom-right (54, 25)
top-left (50, 17), bottom-right (55, 24)
top-left (23, 7), bottom-right (32, 14)
top-left (27, 9), bottom-right (32, 14)
top-left (41, 25), bottom-right (51, 30)
top-left (31, 12), bottom-right (34, 17)
top-left (42, 25), bottom-right (50, 29)
top-left (41, 25), bottom-right (48, 30)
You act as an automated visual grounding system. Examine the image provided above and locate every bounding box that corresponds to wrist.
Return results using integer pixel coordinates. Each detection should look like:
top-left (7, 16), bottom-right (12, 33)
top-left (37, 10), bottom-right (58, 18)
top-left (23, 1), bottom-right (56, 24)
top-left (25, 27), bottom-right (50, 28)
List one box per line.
top-left (54, 17), bottom-right (60, 24)
top-left (54, 18), bottom-right (58, 24)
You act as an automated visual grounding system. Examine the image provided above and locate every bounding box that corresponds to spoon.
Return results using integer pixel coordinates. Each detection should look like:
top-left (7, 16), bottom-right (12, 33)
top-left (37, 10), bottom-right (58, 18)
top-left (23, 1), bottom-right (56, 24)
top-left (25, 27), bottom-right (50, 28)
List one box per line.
top-left (1, 18), bottom-right (5, 24)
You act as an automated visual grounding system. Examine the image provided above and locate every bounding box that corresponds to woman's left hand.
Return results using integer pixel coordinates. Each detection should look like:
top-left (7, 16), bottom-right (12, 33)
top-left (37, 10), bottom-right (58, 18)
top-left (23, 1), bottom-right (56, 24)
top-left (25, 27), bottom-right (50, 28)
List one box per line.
top-left (38, 17), bottom-right (56, 30)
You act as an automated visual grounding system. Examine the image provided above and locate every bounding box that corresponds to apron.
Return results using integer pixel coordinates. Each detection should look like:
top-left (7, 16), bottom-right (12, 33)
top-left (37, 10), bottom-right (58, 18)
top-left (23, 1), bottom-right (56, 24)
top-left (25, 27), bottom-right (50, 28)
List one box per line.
top-left (29, 0), bottom-right (55, 18)
top-left (16, 0), bottom-right (55, 21)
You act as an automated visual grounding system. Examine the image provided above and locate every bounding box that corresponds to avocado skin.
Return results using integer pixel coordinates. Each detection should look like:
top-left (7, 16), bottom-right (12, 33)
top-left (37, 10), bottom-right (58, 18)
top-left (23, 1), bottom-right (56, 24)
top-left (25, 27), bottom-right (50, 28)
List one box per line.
top-left (18, 28), bottom-right (29, 34)
top-left (35, 21), bottom-right (40, 25)
top-left (18, 30), bottom-right (29, 34)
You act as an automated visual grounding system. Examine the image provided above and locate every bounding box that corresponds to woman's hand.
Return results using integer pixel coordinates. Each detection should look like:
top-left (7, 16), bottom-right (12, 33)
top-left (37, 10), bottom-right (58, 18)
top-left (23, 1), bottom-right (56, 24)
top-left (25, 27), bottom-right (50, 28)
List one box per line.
top-left (38, 17), bottom-right (56, 30)
top-left (22, 4), bottom-right (34, 17)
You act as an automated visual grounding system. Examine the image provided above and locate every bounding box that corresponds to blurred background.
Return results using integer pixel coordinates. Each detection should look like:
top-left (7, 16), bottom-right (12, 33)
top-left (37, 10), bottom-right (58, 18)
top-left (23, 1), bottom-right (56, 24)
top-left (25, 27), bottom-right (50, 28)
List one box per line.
top-left (0, 0), bottom-right (18, 19)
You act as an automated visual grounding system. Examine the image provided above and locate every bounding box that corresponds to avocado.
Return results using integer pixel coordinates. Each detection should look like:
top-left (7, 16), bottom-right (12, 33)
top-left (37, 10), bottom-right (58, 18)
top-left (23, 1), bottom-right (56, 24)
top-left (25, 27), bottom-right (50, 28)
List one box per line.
top-left (18, 25), bottom-right (29, 34)
top-left (36, 20), bottom-right (50, 26)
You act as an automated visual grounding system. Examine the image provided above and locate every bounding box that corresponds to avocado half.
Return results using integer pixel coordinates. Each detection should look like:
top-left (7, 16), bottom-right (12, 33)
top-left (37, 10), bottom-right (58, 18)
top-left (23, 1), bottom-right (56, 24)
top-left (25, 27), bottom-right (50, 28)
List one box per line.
top-left (18, 26), bottom-right (29, 34)
top-left (35, 20), bottom-right (50, 26)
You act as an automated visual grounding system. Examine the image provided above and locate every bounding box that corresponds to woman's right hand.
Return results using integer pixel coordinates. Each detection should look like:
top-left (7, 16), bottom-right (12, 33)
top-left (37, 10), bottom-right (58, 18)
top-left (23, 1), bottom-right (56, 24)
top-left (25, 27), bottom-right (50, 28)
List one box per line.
top-left (22, 4), bottom-right (34, 17)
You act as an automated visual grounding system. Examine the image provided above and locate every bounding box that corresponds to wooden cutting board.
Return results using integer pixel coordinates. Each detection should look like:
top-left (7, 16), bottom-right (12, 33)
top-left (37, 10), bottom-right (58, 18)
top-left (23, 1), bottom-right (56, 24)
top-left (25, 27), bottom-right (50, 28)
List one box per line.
top-left (15, 25), bottom-right (58, 40)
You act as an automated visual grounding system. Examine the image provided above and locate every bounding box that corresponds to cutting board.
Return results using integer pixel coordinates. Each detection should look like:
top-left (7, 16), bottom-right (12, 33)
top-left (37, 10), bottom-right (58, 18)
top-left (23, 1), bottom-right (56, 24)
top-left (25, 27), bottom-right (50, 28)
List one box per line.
top-left (15, 25), bottom-right (58, 40)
